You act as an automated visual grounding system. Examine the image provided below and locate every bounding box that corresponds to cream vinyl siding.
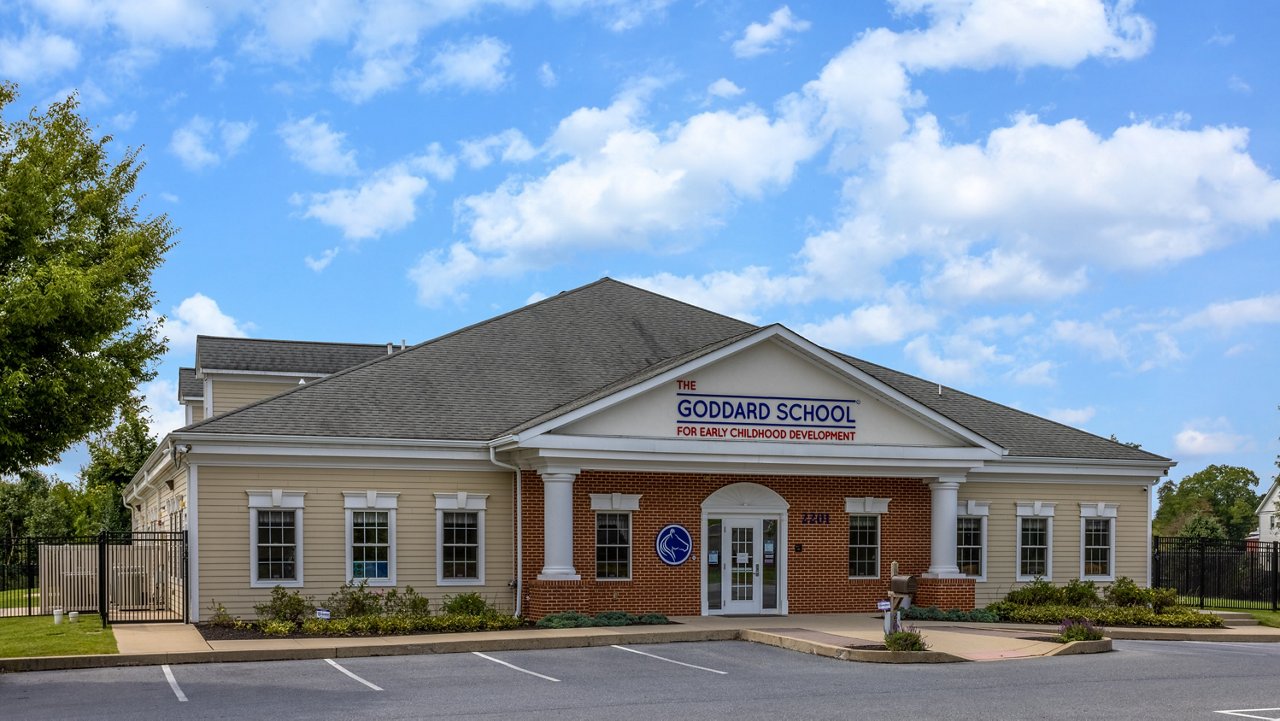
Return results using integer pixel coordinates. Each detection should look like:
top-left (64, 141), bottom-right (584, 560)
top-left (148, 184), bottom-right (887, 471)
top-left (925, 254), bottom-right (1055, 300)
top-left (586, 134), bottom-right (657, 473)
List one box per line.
top-left (959, 482), bottom-right (1150, 606)
top-left (131, 467), bottom-right (189, 531)
top-left (197, 465), bottom-right (514, 619)
top-left (188, 403), bottom-right (206, 423)
top-left (210, 380), bottom-right (298, 416)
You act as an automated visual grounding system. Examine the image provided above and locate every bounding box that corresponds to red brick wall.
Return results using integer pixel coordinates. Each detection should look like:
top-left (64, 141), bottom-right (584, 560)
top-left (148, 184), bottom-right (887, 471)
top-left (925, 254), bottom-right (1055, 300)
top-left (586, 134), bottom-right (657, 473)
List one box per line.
top-left (520, 469), bottom-right (972, 619)
top-left (914, 577), bottom-right (976, 609)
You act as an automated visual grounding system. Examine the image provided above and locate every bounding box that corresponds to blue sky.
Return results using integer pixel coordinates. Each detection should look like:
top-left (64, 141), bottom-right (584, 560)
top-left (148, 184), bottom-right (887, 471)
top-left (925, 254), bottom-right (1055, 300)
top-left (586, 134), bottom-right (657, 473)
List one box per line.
top-left (6, 0), bottom-right (1277, 491)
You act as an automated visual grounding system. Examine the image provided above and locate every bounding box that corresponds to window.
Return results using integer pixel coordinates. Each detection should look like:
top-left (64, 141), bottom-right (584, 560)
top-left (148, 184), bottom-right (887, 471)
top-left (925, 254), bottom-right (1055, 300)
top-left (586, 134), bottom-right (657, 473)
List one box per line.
top-left (589, 493), bottom-right (641, 582)
top-left (844, 497), bottom-right (889, 580)
top-left (848, 516), bottom-right (879, 578)
top-left (344, 492), bottom-right (398, 586)
top-left (1016, 501), bottom-right (1055, 581)
top-left (1080, 502), bottom-right (1118, 580)
top-left (956, 500), bottom-right (988, 581)
top-left (435, 492), bottom-right (488, 585)
top-left (247, 489), bottom-right (306, 587)
top-left (596, 513), bottom-right (631, 580)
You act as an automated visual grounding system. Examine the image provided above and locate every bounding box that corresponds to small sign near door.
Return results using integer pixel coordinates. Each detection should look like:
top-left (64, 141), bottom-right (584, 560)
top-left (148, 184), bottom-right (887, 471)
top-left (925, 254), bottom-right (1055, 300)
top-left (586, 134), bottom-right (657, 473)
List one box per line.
top-left (656, 524), bottom-right (693, 566)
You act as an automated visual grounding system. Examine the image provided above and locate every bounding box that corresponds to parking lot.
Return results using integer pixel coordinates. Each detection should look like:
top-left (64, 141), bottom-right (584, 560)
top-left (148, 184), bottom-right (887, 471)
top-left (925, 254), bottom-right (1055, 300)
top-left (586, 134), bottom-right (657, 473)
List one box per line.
top-left (4, 640), bottom-right (1280, 720)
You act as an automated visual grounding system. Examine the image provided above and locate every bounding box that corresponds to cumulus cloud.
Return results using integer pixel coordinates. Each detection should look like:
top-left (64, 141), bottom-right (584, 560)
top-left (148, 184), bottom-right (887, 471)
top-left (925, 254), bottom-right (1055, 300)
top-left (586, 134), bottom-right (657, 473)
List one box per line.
top-left (161, 293), bottom-right (250, 350)
top-left (139, 379), bottom-right (187, 438)
top-left (1049, 320), bottom-right (1126, 360)
top-left (408, 142), bottom-right (458, 181)
top-left (925, 250), bottom-right (1088, 302)
top-left (304, 247), bottom-right (340, 272)
top-left (332, 52), bottom-right (414, 103)
top-left (538, 61), bottom-right (557, 87)
top-left (0, 27), bottom-right (79, 82)
top-left (904, 333), bottom-right (1011, 385)
top-left (707, 78), bottom-right (744, 99)
top-left (1008, 361), bottom-right (1055, 386)
top-left (297, 166), bottom-right (429, 240)
top-left (459, 129), bottom-right (537, 169)
top-left (1047, 406), bottom-right (1095, 426)
top-left (1174, 418), bottom-right (1253, 455)
top-left (799, 289), bottom-right (937, 347)
top-left (170, 116), bottom-right (255, 171)
top-left (733, 5), bottom-right (810, 58)
top-left (1180, 293), bottom-right (1280, 333)
top-left (623, 268), bottom-right (807, 322)
top-left (35, 0), bottom-right (221, 48)
top-left (423, 36), bottom-right (510, 92)
top-left (242, 0), bottom-right (357, 60)
top-left (279, 116), bottom-right (358, 175)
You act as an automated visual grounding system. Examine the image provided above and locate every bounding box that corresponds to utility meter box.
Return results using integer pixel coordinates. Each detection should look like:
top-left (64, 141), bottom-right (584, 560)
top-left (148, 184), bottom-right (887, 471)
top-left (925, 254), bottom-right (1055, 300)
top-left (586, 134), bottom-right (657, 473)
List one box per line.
top-left (890, 574), bottom-right (918, 595)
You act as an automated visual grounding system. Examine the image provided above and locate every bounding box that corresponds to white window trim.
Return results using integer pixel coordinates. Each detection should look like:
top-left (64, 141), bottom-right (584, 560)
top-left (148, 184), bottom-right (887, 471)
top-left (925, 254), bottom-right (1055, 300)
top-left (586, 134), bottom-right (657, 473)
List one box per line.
top-left (847, 514), bottom-right (882, 580)
top-left (247, 489), bottom-right (306, 588)
top-left (594, 511), bottom-right (633, 582)
top-left (1016, 502), bottom-right (1055, 582)
top-left (435, 492), bottom-right (488, 586)
top-left (589, 493), bottom-right (642, 511)
top-left (956, 500), bottom-right (989, 583)
top-left (845, 497), bottom-right (889, 580)
top-left (1079, 502), bottom-right (1118, 581)
top-left (344, 491), bottom-right (399, 587)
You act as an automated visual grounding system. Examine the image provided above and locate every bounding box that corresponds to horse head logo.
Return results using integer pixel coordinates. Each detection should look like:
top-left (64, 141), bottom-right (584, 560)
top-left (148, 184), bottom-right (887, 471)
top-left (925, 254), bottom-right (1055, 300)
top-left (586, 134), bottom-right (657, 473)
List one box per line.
top-left (656, 525), bottom-right (692, 565)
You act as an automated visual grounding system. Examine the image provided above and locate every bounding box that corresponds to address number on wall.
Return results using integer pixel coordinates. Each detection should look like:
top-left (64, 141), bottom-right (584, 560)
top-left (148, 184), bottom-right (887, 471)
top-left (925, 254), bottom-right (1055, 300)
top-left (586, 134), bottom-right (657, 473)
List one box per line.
top-left (800, 513), bottom-right (830, 525)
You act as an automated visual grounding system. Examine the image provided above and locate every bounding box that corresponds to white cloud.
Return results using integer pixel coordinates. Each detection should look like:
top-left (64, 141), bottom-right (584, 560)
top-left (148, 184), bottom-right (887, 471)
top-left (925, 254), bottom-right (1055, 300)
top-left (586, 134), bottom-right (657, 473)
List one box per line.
top-left (278, 116), bottom-right (359, 175)
top-left (1008, 361), bottom-right (1055, 386)
top-left (799, 289), bottom-right (937, 347)
top-left (1180, 293), bottom-right (1280, 333)
top-left (207, 56), bottom-right (231, 85)
top-left (1224, 343), bottom-right (1252, 358)
top-left (170, 116), bottom-right (255, 171)
top-left (1228, 75), bottom-right (1251, 95)
top-left (161, 293), bottom-right (250, 351)
top-left (1047, 406), bottom-right (1095, 426)
top-left (732, 5), bottom-right (810, 58)
top-left (459, 129), bottom-right (537, 169)
top-left (332, 52), bottom-right (414, 103)
top-left (242, 0), bottom-right (357, 60)
top-left (548, 0), bottom-right (674, 32)
top-left (110, 111), bottom-right (136, 131)
top-left (37, 0), bottom-right (222, 48)
top-left (1206, 30), bottom-right (1235, 46)
top-left (407, 243), bottom-right (484, 306)
top-left (1049, 320), bottom-right (1126, 360)
top-left (959, 313), bottom-right (1035, 337)
top-left (298, 166), bottom-right (429, 240)
top-left (0, 28), bottom-right (79, 82)
top-left (623, 268), bottom-right (807, 322)
top-left (904, 333), bottom-right (1010, 386)
top-left (1174, 418), bottom-right (1253, 456)
top-left (159, 192), bottom-right (179, 203)
top-left (423, 36), bottom-right (510, 92)
top-left (139, 379), bottom-right (186, 438)
top-left (1136, 331), bottom-right (1184, 372)
top-left (538, 61), bottom-right (557, 87)
top-left (707, 78), bottom-right (744, 99)
top-left (525, 290), bottom-right (548, 305)
top-left (925, 249), bottom-right (1088, 302)
top-left (304, 247), bottom-right (339, 272)
top-left (408, 142), bottom-right (458, 181)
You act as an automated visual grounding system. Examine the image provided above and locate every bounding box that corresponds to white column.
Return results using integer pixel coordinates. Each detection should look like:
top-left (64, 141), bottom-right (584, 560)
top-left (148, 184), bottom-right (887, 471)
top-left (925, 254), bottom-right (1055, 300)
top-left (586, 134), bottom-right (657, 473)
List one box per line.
top-left (925, 476), bottom-right (964, 577)
top-left (538, 471), bottom-right (580, 580)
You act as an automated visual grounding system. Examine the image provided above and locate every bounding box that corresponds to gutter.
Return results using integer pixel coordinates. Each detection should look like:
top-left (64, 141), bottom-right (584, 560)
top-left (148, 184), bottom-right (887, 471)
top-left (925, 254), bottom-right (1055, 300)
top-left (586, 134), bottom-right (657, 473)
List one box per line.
top-left (488, 444), bottom-right (523, 618)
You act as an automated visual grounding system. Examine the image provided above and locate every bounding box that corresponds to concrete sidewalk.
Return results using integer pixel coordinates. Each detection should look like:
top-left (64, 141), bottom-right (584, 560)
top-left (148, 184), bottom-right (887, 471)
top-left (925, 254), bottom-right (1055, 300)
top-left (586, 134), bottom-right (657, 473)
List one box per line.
top-left (4, 612), bottom-right (1278, 673)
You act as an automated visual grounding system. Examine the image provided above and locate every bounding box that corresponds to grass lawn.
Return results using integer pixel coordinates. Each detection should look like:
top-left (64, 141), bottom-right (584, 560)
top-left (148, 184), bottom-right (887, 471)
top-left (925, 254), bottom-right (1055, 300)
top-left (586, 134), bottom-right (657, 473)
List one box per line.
top-left (1203, 606), bottom-right (1280, 628)
top-left (0, 616), bottom-right (117, 658)
top-left (0, 590), bottom-right (37, 609)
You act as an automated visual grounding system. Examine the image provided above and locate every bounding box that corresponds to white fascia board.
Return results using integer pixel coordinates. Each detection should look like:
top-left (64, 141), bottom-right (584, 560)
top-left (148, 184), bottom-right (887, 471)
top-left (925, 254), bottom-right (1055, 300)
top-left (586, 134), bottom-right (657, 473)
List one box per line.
top-left (169, 432), bottom-right (493, 469)
top-left (524, 433), bottom-right (997, 462)
top-left (1256, 479), bottom-right (1280, 515)
top-left (201, 369), bottom-right (328, 383)
top-left (516, 449), bottom-right (976, 478)
top-left (969, 456), bottom-right (1172, 484)
top-left (511, 325), bottom-right (1006, 455)
top-left (124, 439), bottom-right (176, 504)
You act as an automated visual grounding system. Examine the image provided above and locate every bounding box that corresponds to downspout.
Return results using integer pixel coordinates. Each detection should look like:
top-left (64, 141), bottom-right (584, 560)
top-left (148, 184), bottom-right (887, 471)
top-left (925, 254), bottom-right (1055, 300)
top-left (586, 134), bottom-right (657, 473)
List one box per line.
top-left (489, 445), bottom-right (523, 618)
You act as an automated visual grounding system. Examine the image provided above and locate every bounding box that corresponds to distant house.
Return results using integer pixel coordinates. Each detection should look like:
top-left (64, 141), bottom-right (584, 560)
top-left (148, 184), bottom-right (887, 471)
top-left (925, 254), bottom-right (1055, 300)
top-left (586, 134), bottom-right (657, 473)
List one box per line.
top-left (124, 278), bottom-right (1175, 622)
top-left (1257, 479), bottom-right (1280, 545)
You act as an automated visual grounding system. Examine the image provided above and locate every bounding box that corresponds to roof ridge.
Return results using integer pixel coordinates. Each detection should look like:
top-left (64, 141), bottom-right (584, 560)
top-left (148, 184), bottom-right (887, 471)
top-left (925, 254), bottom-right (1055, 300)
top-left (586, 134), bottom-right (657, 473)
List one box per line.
top-left (195, 335), bottom-right (389, 349)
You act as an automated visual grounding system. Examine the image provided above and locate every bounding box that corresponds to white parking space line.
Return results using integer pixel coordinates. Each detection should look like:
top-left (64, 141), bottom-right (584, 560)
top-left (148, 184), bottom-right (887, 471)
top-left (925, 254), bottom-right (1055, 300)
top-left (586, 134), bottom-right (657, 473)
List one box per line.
top-left (1216, 710), bottom-right (1280, 720)
top-left (325, 658), bottom-right (384, 691)
top-left (161, 664), bottom-right (188, 702)
top-left (611, 645), bottom-right (728, 675)
top-left (471, 652), bottom-right (561, 682)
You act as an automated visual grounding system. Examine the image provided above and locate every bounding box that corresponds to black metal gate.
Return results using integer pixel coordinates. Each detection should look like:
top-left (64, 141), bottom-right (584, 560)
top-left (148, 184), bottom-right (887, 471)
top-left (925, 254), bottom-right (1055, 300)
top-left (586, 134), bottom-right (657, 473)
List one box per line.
top-left (0, 532), bottom-right (187, 624)
top-left (1152, 536), bottom-right (1279, 611)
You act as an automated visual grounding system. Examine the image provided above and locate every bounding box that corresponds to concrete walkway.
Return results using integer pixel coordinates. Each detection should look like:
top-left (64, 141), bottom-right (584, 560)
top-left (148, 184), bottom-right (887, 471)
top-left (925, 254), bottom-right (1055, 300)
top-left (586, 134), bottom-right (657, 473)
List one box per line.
top-left (5, 612), bottom-right (1278, 673)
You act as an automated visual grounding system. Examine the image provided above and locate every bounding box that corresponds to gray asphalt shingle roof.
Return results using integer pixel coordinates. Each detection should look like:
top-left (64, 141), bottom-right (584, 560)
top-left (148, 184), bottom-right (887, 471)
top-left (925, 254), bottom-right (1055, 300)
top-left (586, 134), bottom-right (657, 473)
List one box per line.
top-left (196, 336), bottom-right (393, 375)
top-left (178, 367), bottom-right (201, 400)
top-left (183, 278), bottom-right (1169, 463)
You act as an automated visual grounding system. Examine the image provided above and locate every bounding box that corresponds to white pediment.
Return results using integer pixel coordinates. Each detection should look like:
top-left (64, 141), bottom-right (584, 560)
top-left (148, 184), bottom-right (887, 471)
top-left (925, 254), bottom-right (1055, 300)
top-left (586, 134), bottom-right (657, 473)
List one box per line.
top-left (553, 330), bottom-right (979, 450)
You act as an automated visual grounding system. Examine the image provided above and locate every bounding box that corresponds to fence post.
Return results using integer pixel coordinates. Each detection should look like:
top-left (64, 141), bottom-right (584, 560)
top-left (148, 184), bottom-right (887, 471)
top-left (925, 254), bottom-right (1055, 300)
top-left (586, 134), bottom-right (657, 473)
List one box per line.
top-left (97, 531), bottom-right (108, 627)
top-left (1198, 539), bottom-right (1206, 609)
top-left (1272, 541), bottom-right (1278, 613)
top-left (182, 530), bottom-right (190, 624)
top-left (26, 538), bottom-right (35, 616)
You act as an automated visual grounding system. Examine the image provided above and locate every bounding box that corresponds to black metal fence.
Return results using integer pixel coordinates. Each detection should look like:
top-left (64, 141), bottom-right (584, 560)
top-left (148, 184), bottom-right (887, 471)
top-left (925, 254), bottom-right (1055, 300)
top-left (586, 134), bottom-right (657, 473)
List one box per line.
top-left (0, 532), bottom-right (187, 625)
top-left (1152, 536), bottom-right (1280, 611)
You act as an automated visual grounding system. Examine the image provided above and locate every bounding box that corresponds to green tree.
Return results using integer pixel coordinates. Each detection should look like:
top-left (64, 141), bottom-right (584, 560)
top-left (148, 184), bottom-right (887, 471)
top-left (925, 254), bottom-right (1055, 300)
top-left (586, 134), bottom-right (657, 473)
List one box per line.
top-left (0, 84), bottom-right (174, 476)
top-left (1153, 465), bottom-right (1261, 540)
top-left (1176, 513), bottom-right (1228, 541)
top-left (76, 399), bottom-right (156, 534)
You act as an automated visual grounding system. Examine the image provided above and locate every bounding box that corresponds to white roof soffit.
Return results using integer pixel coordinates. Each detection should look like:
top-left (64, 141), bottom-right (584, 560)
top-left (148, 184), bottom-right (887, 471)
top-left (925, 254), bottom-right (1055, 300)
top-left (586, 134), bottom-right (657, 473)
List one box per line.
top-left (510, 324), bottom-right (1005, 454)
top-left (162, 431), bottom-right (493, 467)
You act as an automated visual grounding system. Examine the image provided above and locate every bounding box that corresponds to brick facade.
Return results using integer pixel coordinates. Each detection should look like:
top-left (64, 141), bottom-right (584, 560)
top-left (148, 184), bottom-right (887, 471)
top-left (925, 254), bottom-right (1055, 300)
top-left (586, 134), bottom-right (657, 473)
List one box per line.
top-left (520, 469), bottom-right (976, 619)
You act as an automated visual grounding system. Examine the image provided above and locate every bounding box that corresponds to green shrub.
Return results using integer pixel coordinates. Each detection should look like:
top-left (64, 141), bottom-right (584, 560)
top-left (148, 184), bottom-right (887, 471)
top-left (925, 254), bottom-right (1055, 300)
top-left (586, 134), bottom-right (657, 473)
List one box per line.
top-left (324, 581), bottom-right (383, 619)
top-left (260, 619), bottom-right (295, 636)
top-left (207, 599), bottom-right (236, 628)
top-left (988, 603), bottom-right (1223, 628)
top-left (902, 605), bottom-right (999, 623)
top-left (536, 611), bottom-right (594, 629)
top-left (1104, 576), bottom-right (1147, 607)
top-left (1147, 586), bottom-right (1179, 613)
top-left (299, 618), bottom-right (329, 635)
top-left (637, 613), bottom-right (669, 625)
top-left (1062, 579), bottom-right (1100, 607)
top-left (592, 611), bottom-right (639, 626)
top-left (1004, 578), bottom-right (1065, 606)
top-left (884, 627), bottom-right (928, 651)
top-left (382, 586), bottom-right (432, 617)
top-left (441, 592), bottom-right (492, 616)
top-left (254, 586), bottom-right (316, 624)
top-left (1056, 618), bottom-right (1104, 643)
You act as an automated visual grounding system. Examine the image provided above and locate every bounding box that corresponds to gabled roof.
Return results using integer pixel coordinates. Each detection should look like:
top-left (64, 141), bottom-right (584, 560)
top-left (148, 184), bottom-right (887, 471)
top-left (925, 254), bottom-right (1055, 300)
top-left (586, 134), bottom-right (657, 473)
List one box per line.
top-left (195, 336), bottom-right (392, 375)
top-left (178, 367), bottom-right (202, 400)
top-left (1256, 478), bottom-right (1280, 515)
top-left (180, 278), bottom-right (1171, 463)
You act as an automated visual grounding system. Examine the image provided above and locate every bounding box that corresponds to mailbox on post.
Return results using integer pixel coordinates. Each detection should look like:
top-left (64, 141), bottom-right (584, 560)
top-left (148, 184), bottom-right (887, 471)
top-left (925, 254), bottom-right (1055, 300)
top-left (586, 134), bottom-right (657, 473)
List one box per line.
top-left (890, 574), bottom-right (918, 596)
top-left (884, 573), bottom-right (918, 634)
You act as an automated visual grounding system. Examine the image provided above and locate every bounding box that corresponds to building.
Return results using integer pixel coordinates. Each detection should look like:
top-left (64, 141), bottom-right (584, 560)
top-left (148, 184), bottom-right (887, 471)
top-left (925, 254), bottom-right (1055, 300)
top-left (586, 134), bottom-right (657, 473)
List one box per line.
top-left (124, 278), bottom-right (1173, 621)
top-left (1256, 479), bottom-right (1280, 545)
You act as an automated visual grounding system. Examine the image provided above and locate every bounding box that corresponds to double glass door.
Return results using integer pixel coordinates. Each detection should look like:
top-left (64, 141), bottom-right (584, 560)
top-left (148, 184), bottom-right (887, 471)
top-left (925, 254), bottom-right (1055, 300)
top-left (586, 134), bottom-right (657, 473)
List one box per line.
top-left (706, 517), bottom-right (779, 614)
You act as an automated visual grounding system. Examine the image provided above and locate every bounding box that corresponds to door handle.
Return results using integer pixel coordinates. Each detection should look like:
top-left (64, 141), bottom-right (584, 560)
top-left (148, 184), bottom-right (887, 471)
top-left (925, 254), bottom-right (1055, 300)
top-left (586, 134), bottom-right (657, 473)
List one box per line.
top-left (755, 563), bottom-right (760, 577)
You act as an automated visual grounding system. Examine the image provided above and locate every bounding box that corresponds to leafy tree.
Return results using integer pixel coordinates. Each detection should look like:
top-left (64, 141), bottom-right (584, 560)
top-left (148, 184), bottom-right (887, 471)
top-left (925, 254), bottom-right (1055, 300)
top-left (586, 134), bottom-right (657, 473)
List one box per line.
top-left (77, 399), bottom-right (156, 534)
top-left (1176, 513), bottom-right (1228, 541)
top-left (0, 84), bottom-right (174, 476)
top-left (1108, 434), bottom-right (1142, 449)
top-left (1153, 465), bottom-right (1261, 540)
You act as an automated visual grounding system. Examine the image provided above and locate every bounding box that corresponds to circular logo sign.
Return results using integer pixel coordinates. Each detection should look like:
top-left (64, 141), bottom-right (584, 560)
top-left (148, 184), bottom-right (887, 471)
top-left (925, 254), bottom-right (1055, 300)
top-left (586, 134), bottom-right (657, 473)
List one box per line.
top-left (655, 524), bottom-right (693, 566)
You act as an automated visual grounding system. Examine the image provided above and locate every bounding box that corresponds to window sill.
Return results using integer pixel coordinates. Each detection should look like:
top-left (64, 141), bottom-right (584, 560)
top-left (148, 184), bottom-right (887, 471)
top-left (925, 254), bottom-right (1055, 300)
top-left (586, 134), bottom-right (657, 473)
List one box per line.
top-left (596, 577), bottom-right (632, 582)
top-left (349, 577), bottom-right (396, 587)
top-left (437, 578), bottom-right (484, 586)
top-left (252, 579), bottom-right (303, 588)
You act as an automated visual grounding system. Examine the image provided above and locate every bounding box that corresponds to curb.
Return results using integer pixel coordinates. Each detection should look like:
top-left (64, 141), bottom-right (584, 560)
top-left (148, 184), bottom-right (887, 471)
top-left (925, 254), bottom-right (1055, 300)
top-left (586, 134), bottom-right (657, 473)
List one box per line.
top-left (741, 629), bottom-right (967, 664)
top-left (1044, 638), bottom-right (1112, 656)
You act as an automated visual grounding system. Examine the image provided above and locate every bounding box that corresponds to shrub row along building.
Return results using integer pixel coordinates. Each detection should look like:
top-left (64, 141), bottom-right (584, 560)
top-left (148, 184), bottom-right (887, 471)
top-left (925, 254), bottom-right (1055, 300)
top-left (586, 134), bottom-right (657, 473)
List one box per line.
top-left (125, 278), bottom-right (1173, 621)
